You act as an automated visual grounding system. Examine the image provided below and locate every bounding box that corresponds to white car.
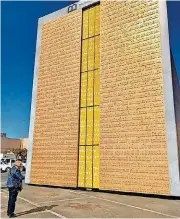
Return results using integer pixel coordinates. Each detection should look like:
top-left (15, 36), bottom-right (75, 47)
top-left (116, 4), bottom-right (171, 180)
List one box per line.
top-left (1, 158), bottom-right (26, 172)
top-left (1, 158), bottom-right (12, 164)
top-left (1, 161), bottom-right (10, 172)
top-left (1, 159), bottom-right (16, 172)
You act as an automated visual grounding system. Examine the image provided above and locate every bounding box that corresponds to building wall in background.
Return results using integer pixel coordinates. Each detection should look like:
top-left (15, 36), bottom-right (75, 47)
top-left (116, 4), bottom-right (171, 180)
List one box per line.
top-left (29, 10), bottom-right (82, 187)
top-left (100, 1), bottom-right (170, 195)
top-left (21, 138), bottom-right (28, 149)
top-left (1, 135), bottom-right (21, 153)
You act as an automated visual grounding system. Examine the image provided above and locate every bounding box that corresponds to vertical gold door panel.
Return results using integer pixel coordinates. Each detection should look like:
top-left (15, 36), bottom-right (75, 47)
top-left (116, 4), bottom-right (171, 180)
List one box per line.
top-left (82, 40), bottom-right (88, 72)
top-left (95, 36), bottom-right (100, 69)
top-left (78, 146), bottom-right (85, 187)
top-left (83, 10), bottom-right (89, 39)
top-left (88, 38), bottom-right (95, 71)
top-left (94, 106), bottom-right (100, 145)
top-left (81, 72), bottom-right (87, 107)
top-left (87, 71), bottom-right (94, 106)
top-left (87, 107), bottom-right (93, 145)
top-left (95, 5), bottom-right (100, 35)
top-left (86, 146), bottom-right (93, 188)
top-left (94, 70), bottom-right (100, 105)
top-left (89, 7), bottom-right (95, 37)
top-left (93, 146), bottom-right (100, 188)
top-left (79, 108), bottom-right (86, 145)
top-left (78, 4), bottom-right (100, 189)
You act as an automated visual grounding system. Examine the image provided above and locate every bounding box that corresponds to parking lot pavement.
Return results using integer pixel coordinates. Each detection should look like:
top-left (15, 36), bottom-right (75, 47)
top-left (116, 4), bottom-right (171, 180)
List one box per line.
top-left (1, 172), bottom-right (180, 218)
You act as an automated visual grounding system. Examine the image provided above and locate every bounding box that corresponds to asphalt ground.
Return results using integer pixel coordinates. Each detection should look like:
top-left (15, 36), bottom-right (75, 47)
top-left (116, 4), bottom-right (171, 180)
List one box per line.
top-left (1, 172), bottom-right (180, 218)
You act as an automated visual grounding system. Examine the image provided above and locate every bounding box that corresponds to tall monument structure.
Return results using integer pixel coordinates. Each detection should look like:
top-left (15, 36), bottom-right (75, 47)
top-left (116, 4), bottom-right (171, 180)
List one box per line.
top-left (26, 0), bottom-right (180, 197)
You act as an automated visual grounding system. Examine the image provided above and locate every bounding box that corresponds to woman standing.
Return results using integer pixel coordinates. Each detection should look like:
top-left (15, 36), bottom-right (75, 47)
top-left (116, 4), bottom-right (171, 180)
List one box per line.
top-left (6, 159), bottom-right (25, 218)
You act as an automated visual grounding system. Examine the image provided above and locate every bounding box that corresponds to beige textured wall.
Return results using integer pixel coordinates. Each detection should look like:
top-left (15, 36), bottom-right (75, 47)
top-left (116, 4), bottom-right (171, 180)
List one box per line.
top-left (100, 1), bottom-right (170, 195)
top-left (30, 10), bottom-right (82, 187)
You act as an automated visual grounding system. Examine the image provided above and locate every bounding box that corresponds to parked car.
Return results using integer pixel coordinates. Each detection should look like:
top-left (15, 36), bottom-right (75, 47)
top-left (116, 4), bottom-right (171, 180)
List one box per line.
top-left (1, 158), bottom-right (26, 172)
top-left (1, 159), bottom-right (16, 172)
top-left (1, 161), bottom-right (10, 172)
top-left (1, 158), bottom-right (11, 164)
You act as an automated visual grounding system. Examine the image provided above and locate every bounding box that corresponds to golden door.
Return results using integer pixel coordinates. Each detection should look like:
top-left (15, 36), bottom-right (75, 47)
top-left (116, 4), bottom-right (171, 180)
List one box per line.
top-left (78, 4), bottom-right (100, 189)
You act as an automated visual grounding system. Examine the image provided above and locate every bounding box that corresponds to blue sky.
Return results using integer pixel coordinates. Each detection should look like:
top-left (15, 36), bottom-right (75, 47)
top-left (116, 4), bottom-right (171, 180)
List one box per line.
top-left (1, 1), bottom-right (180, 138)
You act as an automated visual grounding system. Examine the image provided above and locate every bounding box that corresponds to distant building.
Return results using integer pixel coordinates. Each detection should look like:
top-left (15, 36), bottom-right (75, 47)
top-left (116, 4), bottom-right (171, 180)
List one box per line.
top-left (1, 133), bottom-right (28, 153)
top-left (1, 134), bottom-right (21, 153)
top-left (20, 138), bottom-right (28, 149)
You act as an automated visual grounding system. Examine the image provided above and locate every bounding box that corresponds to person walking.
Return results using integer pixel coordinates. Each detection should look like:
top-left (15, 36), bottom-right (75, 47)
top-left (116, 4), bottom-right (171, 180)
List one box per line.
top-left (6, 159), bottom-right (25, 218)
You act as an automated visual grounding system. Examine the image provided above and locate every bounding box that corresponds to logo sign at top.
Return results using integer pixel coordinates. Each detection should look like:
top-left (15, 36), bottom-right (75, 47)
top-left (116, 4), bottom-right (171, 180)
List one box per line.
top-left (68, 3), bottom-right (77, 13)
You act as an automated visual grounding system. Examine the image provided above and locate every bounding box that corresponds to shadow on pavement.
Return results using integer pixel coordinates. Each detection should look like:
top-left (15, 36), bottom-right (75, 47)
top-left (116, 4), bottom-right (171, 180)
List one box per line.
top-left (1, 187), bottom-right (8, 189)
top-left (15, 205), bottom-right (58, 217)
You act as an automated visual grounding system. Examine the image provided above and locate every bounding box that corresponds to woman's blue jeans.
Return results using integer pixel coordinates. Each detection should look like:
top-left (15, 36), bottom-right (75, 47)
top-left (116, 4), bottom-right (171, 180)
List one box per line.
top-left (7, 188), bottom-right (18, 216)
